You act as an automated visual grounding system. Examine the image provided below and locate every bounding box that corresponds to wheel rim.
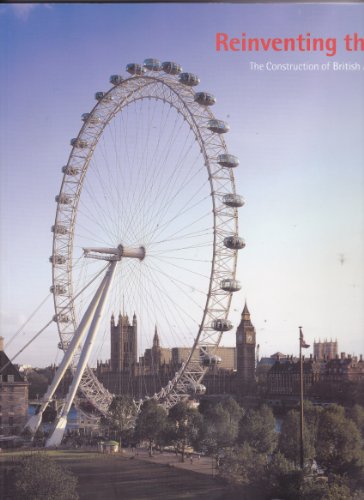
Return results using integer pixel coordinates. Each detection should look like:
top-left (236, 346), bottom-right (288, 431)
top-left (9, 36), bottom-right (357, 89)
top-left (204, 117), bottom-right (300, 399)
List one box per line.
top-left (51, 63), bottom-right (241, 414)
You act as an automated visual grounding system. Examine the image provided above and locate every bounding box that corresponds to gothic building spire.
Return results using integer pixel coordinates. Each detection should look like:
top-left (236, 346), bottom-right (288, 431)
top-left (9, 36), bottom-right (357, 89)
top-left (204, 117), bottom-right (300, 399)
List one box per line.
top-left (242, 300), bottom-right (250, 320)
top-left (153, 325), bottom-right (160, 348)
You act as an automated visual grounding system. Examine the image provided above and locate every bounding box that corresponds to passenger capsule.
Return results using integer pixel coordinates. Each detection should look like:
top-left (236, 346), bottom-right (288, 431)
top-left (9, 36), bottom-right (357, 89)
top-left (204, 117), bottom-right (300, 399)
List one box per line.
top-left (110, 74), bottom-right (123, 85)
top-left (58, 340), bottom-right (70, 350)
top-left (220, 279), bottom-right (241, 292)
top-left (70, 138), bottom-right (88, 148)
top-left (95, 92), bottom-right (113, 102)
top-left (55, 194), bottom-right (72, 205)
top-left (81, 113), bottom-right (101, 124)
top-left (211, 319), bottom-right (233, 332)
top-left (53, 314), bottom-right (70, 324)
top-left (62, 166), bottom-right (79, 176)
top-left (223, 194), bottom-right (245, 208)
top-left (224, 236), bottom-right (246, 250)
top-left (51, 224), bottom-right (68, 235)
top-left (50, 284), bottom-right (67, 295)
top-left (218, 154), bottom-right (239, 168)
top-left (179, 72), bottom-right (200, 86)
top-left (202, 354), bottom-right (222, 366)
top-left (143, 58), bottom-right (162, 71)
top-left (207, 119), bottom-right (230, 134)
top-left (194, 92), bottom-right (216, 106)
top-left (49, 255), bottom-right (66, 265)
top-left (126, 63), bottom-right (146, 75)
top-left (188, 383), bottom-right (206, 395)
top-left (162, 61), bottom-right (183, 75)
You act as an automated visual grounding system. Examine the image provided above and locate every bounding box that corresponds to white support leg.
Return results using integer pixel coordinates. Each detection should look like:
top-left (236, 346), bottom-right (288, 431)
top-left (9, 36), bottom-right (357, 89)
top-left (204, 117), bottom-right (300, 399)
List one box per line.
top-left (25, 269), bottom-right (110, 435)
top-left (46, 260), bottom-right (118, 447)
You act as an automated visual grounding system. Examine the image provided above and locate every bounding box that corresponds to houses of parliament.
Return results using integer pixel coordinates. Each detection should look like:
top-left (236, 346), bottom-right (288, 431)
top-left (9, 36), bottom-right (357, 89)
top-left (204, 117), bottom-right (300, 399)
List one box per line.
top-left (96, 303), bottom-right (256, 398)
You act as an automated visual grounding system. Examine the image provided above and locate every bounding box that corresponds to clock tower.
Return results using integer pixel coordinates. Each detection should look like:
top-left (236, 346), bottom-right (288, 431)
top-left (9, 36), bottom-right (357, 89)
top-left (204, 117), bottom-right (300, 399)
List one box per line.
top-left (236, 302), bottom-right (256, 390)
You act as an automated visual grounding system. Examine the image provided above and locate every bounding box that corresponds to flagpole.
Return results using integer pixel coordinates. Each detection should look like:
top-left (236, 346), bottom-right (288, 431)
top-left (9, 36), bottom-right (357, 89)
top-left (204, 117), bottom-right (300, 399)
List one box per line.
top-left (299, 326), bottom-right (304, 470)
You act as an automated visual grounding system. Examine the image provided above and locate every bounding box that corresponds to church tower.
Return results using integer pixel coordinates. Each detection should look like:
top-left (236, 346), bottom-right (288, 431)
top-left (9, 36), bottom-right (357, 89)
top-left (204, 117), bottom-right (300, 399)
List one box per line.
top-left (110, 312), bottom-right (137, 372)
top-left (151, 325), bottom-right (161, 371)
top-left (236, 302), bottom-right (256, 389)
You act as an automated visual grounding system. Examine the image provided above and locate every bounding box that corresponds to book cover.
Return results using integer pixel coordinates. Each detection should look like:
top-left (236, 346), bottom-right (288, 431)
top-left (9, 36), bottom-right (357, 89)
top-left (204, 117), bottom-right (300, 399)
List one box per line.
top-left (1, 2), bottom-right (363, 498)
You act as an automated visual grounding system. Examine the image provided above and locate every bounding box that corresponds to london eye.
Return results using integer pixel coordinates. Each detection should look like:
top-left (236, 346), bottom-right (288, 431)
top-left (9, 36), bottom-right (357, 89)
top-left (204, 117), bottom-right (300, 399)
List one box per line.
top-left (27, 58), bottom-right (245, 446)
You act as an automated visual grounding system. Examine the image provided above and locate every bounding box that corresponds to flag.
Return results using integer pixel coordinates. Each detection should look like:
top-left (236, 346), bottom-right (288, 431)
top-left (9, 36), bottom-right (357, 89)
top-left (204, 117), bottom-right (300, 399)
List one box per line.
top-left (299, 327), bottom-right (310, 349)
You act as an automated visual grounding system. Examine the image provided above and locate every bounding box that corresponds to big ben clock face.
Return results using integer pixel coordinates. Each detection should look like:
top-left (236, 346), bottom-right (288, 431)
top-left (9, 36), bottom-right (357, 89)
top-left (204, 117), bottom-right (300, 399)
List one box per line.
top-left (237, 332), bottom-right (243, 343)
top-left (246, 333), bottom-right (254, 344)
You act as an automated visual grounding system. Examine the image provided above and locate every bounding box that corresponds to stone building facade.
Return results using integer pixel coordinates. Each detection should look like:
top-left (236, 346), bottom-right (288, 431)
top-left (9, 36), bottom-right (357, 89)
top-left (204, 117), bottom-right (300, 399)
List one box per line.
top-left (265, 352), bottom-right (364, 401)
top-left (0, 337), bottom-right (29, 435)
top-left (313, 339), bottom-right (338, 360)
top-left (97, 304), bottom-right (253, 399)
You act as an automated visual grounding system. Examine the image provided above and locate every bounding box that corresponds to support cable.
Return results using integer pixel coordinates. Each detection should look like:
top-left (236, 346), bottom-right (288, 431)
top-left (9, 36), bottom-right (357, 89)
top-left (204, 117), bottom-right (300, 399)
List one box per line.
top-left (6, 293), bottom-right (52, 349)
top-left (0, 263), bottom-right (108, 374)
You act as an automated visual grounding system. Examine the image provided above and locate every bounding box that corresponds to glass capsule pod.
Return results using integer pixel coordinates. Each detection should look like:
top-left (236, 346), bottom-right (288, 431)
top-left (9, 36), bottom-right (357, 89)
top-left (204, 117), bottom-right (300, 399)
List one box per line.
top-left (188, 383), bottom-right (206, 395)
top-left (55, 194), bottom-right (72, 205)
top-left (95, 92), bottom-right (113, 102)
top-left (202, 354), bottom-right (222, 366)
top-left (50, 284), bottom-right (67, 295)
top-left (143, 58), bottom-right (162, 71)
top-left (211, 319), bottom-right (233, 332)
top-left (110, 74), bottom-right (123, 85)
top-left (58, 340), bottom-right (70, 350)
top-left (126, 63), bottom-right (146, 75)
top-left (62, 165), bottom-right (79, 176)
top-left (162, 61), bottom-right (183, 75)
top-left (179, 72), bottom-right (200, 86)
top-left (51, 224), bottom-right (68, 235)
top-left (207, 120), bottom-right (230, 134)
top-left (194, 92), bottom-right (216, 106)
top-left (81, 113), bottom-right (101, 124)
top-left (220, 279), bottom-right (241, 292)
top-left (70, 138), bottom-right (88, 148)
top-left (49, 255), bottom-right (66, 265)
top-left (53, 314), bottom-right (70, 323)
top-left (218, 154), bottom-right (239, 168)
top-left (223, 236), bottom-right (246, 250)
top-left (223, 194), bottom-right (245, 208)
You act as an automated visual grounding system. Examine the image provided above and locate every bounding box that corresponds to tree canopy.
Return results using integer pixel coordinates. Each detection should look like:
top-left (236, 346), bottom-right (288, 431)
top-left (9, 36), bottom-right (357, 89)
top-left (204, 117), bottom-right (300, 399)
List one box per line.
top-left (134, 399), bottom-right (167, 456)
top-left (9, 453), bottom-right (78, 500)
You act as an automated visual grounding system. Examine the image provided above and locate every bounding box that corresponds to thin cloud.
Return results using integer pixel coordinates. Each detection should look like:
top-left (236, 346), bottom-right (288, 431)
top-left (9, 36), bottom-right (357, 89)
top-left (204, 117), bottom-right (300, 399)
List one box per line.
top-left (11, 4), bottom-right (52, 21)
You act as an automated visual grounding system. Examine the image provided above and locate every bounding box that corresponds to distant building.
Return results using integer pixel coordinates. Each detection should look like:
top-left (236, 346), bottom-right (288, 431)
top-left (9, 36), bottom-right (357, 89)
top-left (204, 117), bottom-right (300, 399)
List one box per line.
top-left (236, 303), bottom-right (256, 391)
top-left (267, 356), bottom-right (321, 396)
top-left (0, 337), bottom-right (29, 435)
top-left (97, 304), bottom-right (254, 398)
top-left (110, 313), bottom-right (138, 373)
top-left (325, 353), bottom-right (364, 382)
top-left (265, 351), bottom-right (364, 403)
top-left (313, 339), bottom-right (338, 360)
top-left (256, 353), bottom-right (295, 388)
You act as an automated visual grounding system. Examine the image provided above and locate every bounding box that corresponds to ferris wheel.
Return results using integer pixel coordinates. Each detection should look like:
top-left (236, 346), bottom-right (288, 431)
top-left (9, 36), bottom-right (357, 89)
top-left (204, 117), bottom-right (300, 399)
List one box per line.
top-left (27, 59), bottom-right (245, 446)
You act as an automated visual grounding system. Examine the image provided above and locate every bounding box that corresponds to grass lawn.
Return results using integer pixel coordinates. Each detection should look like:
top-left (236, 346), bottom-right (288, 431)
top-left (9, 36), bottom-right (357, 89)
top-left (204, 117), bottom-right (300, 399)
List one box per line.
top-left (0, 450), bottom-right (230, 499)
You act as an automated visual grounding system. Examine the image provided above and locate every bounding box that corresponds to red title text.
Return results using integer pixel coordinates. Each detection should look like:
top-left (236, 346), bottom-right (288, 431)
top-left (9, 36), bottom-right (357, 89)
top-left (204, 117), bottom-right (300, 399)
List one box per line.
top-left (216, 33), bottom-right (364, 57)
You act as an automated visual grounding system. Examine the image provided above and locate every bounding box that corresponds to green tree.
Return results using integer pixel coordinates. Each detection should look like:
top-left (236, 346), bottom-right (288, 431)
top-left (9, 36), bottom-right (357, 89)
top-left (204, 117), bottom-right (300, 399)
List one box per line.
top-left (219, 443), bottom-right (269, 498)
top-left (101, 395), bottom-right (138, 444)
top-left (9, 453), bottom-right (78, 500)
top-left (27, 371), bottom-right (49, 399)
top-left (347, 404), bottom-right (364, 438)
top-left (239, 404), bottom-right (277, 454)
top-left (279, 408), bottom-right (316, 465)
top-left (299, 475), bottom-right (352, 500)
top-left (266, 452), bottom-right (301, 500)
top-left (316, 404), bottom-right (364, 475)
top-left (134, 399), bottom-right (167, 456)
top-left (197, 399), bottom-right (243, 464)
top-left (167, 401), bottom-right (203, 462)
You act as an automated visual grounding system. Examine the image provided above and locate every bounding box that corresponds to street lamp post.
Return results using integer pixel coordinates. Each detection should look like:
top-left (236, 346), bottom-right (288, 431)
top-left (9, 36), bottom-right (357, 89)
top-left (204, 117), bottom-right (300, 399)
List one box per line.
top-left (299, 326), bottom-right (310, 470)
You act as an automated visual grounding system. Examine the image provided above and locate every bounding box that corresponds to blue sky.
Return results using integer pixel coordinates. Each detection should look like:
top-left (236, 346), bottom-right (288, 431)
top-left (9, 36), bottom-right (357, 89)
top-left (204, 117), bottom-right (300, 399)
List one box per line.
top-left (0, 3), bottom-right (363, 367)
